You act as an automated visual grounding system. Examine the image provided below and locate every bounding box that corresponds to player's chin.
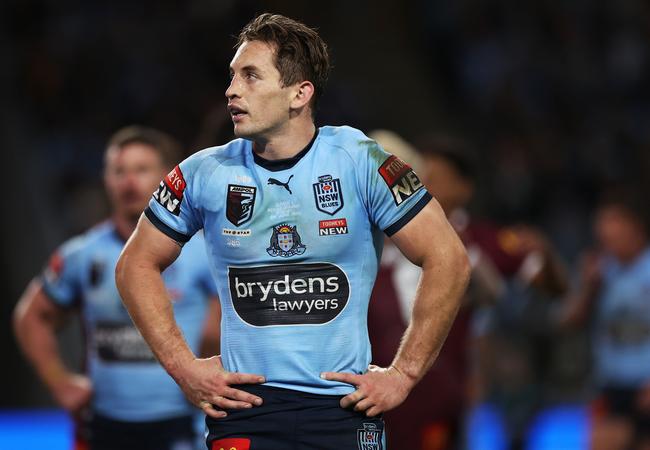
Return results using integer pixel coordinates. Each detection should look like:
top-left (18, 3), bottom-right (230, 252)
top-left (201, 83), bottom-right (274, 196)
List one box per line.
top-left (233, 126), bottom-right (251, 139)
top-left (232, 122), bottom-right (260, 140)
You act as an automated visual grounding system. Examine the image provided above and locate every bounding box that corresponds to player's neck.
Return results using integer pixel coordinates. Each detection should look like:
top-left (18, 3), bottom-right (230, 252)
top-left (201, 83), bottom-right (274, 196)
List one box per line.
top-left (112, 213), bottom-right (138, 241)
top-left (252, 120), bottom-right (316, 161)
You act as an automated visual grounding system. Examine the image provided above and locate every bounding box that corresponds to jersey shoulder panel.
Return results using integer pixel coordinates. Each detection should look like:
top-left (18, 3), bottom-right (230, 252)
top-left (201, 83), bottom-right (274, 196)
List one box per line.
top-left (184, 139), bottom-right (249, 189)
top-left (55, 221), bottom-right (115, 261)
top-left (41, 221), bottom-right (116, 307)
top-left (318, 125), bottom-right (377, 162)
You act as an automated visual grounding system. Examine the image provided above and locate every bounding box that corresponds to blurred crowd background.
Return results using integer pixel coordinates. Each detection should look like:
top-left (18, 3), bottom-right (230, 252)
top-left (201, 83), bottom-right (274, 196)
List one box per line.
top-left (3, 0), bottom-right (650, 449)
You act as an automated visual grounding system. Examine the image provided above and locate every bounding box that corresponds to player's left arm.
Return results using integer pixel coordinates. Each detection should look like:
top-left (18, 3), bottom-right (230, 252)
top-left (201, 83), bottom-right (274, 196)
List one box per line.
top-left (322, 198), bottom-right (470, 416)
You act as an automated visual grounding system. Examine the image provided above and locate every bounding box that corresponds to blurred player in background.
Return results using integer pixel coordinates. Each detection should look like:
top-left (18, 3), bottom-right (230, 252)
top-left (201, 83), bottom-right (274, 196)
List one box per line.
top-left (560, 190), bottom-right (650, 450)
top-left (369, 132), bottom-right (568, 449)
top-left (368, 132), bottom-right (499, 450)
top-left (116, 13), bottom-right (470, 450)
top-left (13, 126), bottom-right (220, 450)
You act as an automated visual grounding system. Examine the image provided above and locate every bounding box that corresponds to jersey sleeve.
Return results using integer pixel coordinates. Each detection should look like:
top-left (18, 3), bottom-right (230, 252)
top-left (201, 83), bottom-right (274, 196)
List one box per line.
top-left (361, 139), bottom-right (432, 236)
top-left (145, 155), bottom-right (204, 243)
top-left (40, 239), bottom-right (83, 309)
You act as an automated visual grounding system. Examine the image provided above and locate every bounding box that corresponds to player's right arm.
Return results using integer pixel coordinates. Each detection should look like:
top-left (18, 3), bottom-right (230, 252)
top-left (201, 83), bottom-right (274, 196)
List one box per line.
top-left (557, 250), bottom-right (602, 328)
top-left (115, 158), bottom-right (265, 418)
top-left (13, 279), bottom-right (92, 414)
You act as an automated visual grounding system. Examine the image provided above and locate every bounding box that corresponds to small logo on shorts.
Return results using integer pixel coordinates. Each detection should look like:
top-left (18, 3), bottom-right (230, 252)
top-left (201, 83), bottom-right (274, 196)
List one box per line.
top-left (211, 438), bottom-right (251, 450)
top-left (357, 422), bottom-right (383, 450)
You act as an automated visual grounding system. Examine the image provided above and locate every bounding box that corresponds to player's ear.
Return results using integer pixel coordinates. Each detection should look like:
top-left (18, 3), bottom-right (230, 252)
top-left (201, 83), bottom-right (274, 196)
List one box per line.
top-left (290, 81), bottom-right (315, 111)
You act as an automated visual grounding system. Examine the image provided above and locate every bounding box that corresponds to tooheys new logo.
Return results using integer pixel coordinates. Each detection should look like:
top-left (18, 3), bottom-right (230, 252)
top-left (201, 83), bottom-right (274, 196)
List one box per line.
top-left (228, 263), bottom-right (350, 326)
top-left (378, 155), bottom-right (423, 206)
top-left (153, 165), bottom-right (186, 215)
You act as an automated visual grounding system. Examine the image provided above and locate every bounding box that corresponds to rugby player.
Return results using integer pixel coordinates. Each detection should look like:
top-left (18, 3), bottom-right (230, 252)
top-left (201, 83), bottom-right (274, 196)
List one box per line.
top-left (14, 126), bottom-right (220, 450)
top-left (116, 14), bottom-right (470, 449)
top-left (560, 191), bottom-right (650, 450)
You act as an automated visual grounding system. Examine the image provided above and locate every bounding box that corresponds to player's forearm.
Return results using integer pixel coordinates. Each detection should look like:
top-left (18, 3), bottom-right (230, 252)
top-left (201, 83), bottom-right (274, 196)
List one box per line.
top-left (391, 245), bottom-right (470, 385)
top-left (115, 253), bottom-right (194, 377)
top-left (557, 286), bottom-right (599, 328)
top-left (13, 293), bottom-right (68, 389)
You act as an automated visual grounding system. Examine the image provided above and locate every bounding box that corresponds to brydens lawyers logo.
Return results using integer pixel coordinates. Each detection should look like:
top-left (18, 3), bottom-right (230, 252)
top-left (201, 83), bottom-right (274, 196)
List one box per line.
top-left (226, 184), bottom-right (256, 227)
top-left (211, 438), bottom-right (250, 450)
top-left (228, 263), bottom-right (350, 326)
top-left (319, 218), bottom-right (348, 236)
top-left (267, 224), bottom-right (306, 257)
top-left (313, 174), bottom-right (344, 215)
top-left (357, 422), bottom-right (383, 450)
top-left (378, 155), bottom-right (423, 206)
top-left (153, 165), bottom-right (186, 216)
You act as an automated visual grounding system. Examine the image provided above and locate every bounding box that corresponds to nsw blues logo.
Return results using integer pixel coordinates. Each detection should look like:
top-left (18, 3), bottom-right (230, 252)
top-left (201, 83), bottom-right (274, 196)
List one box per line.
top-left (357, 422), bottom-right (383, 450)
top-left (267, 224), bottom-right (306, 257)
top-left (313, 174), bottom-right (344, 216)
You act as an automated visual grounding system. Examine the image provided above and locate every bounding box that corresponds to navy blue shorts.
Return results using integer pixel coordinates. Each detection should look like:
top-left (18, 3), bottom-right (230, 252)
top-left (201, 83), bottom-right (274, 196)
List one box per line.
top-left (205, 385), bottom-right (386, 450)
top-left (88, 413), bottom-right (195, 450)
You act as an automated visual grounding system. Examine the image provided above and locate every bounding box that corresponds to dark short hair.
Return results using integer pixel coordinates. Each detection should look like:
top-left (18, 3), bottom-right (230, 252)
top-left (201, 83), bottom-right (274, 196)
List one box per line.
top-left (236, 13), bottom-right (331, 115)
top-left (598, 185), bottom-right (650, 233)
top-left (416, 135), bottom-right (478, 182)
top-left (106, 126), bottom-right (183, 169)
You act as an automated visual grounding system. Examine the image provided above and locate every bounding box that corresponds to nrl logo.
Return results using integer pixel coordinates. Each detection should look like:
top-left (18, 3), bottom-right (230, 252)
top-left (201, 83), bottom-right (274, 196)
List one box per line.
top-left (267, 224), bottom-right (306, 257)
top-left (226, 184), bottom-right (256, 227)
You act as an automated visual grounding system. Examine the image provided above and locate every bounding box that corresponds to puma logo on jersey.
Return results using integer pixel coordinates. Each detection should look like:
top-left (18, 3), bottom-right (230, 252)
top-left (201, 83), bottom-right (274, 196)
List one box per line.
top-left (268, 175), bottom-right (293, 194)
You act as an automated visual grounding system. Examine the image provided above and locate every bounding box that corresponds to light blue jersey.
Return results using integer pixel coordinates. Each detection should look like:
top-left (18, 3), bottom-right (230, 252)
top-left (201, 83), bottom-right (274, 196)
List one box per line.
top-left (594, 248), bottom-right (650, 387)
top-left (41, 221), bottom-right (217, 421)
top-left (146, 126), bottom-right (431, 395)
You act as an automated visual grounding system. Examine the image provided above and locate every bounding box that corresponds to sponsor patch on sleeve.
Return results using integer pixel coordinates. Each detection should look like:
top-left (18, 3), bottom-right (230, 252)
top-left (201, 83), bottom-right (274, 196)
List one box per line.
top-left (153, 165), bottom-right (186, 215)
top-left (43, 251), bottom-right (64, 283)
top-left (378, 155), bottom-right (424, 206)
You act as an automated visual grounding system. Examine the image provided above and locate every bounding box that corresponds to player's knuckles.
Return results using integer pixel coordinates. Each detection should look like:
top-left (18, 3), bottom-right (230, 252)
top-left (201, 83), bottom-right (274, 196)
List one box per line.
top-left (340, 395), bottom-right (355, 408)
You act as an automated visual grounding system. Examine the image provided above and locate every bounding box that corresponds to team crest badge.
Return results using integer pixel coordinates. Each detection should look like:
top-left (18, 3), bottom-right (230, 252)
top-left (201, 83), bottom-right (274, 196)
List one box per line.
top-left (313, 174), bottom-right (344, 216)
top-left (357, 422), bottom-right (383, 450)
top-left (267, 224), bottom-right (306, 257)
top-left (226, 184), bottom-right (256, 226)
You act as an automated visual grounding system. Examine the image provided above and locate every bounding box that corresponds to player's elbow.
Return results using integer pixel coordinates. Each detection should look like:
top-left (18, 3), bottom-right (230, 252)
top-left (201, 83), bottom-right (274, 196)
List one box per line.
top-left (13, 281), bottom-right (40, 338)
top-left (114, 251), bottom-right (130, 295)
top-left (447, 239), bottom-right (471, 297)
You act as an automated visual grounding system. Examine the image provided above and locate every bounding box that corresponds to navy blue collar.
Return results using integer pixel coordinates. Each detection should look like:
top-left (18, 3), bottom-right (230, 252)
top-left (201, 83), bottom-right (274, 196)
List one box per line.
top-left (253, 129), bottom-right (319, 172)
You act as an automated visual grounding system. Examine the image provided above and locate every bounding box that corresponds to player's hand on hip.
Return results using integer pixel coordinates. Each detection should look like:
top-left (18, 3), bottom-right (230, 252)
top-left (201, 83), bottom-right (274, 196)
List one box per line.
top-left (177, 355), bottom-right (265, 419)
top-left (321, 364), bottom-right (413, 417)
top-left (50, 373), bottom-right (93, 415)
